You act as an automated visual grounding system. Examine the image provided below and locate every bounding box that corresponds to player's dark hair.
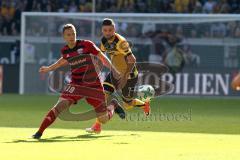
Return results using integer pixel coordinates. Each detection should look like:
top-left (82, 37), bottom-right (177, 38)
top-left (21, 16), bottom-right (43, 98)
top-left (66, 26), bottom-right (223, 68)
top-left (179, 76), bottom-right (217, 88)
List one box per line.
top-left (102, 18), bottom-right (115, 27)
top-left (62, 23), bottom-right (76, 33)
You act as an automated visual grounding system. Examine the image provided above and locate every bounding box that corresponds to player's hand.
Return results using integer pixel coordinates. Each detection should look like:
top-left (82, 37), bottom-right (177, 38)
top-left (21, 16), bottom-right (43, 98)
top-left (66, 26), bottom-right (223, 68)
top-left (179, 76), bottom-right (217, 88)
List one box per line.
top-left (39, 66), bottom-right (51, 73)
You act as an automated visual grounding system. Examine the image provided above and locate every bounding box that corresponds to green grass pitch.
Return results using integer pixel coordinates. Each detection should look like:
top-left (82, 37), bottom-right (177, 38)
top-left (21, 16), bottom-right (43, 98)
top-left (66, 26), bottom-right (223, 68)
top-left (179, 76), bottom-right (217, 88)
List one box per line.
top-left (0, 94), bottom-right (240, 160)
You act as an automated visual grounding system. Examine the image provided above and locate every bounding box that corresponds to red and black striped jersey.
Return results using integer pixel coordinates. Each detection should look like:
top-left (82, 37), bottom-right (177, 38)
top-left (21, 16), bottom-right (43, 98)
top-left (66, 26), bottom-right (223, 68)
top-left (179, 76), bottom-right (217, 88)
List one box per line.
top-left (61, 39), bottom-right (101, 86)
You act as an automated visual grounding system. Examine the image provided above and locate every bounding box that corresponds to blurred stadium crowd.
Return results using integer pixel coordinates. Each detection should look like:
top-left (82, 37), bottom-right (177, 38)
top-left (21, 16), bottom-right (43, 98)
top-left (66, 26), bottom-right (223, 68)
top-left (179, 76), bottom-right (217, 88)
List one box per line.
top-left (1, 0), bottom-right (240, 36)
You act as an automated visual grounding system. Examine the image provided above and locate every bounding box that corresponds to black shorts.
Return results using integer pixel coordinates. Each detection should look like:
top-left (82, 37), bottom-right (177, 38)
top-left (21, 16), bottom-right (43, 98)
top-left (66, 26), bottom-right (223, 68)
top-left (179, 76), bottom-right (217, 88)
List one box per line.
top-left (103, 73), bottom-right (138, 103)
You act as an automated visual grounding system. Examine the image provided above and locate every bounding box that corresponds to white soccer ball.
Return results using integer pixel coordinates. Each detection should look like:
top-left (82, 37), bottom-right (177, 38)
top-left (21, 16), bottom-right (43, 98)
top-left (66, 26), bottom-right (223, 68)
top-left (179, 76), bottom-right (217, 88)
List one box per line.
top-left (136, 85), bottom-right (155, 101)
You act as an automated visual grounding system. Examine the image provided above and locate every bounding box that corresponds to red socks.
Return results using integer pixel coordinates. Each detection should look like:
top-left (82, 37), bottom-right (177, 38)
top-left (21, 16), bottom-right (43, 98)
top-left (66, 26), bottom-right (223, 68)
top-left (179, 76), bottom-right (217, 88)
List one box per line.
top-left (38, 109), bottom-right (56, 134)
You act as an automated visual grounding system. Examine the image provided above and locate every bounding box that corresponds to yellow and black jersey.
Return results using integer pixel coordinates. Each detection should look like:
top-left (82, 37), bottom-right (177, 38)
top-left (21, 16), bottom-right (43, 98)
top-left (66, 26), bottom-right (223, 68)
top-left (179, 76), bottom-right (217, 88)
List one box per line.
top-left (100, 33), bottom-right (138, 79)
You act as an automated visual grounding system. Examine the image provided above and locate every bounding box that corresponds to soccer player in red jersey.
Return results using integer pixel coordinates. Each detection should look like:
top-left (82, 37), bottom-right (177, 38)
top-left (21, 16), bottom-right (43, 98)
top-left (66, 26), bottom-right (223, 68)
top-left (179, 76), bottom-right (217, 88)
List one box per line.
top-left (32, 24), bottom-right (122, 139)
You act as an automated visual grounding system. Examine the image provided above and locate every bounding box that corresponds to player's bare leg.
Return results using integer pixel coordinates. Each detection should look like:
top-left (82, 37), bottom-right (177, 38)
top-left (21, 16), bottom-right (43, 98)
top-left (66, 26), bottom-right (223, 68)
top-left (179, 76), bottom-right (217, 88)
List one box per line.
top-left (86, 90), bottom-right (125, 134)
top-left (32, 98), bottom-right (72, 139)
top-left (86, 99), bottom-right (123, 134)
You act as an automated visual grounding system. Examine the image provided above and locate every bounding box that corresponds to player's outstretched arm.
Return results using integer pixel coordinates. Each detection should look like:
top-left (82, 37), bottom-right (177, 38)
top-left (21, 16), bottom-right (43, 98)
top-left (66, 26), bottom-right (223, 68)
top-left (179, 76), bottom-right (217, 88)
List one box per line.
top-left (111, 39), bottom-right (136, 88)
top-left (39, 57), bottom-right (68, 73)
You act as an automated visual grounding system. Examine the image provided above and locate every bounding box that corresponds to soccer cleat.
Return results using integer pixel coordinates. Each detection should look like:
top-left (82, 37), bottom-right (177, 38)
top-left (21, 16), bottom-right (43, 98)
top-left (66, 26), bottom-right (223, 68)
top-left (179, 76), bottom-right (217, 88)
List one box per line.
top-left (85, 123), bottom-right (101, 134)
top-left (32, 131), bottom-right (42, 139)
top-left (142, 100), bottom-right (151, 116)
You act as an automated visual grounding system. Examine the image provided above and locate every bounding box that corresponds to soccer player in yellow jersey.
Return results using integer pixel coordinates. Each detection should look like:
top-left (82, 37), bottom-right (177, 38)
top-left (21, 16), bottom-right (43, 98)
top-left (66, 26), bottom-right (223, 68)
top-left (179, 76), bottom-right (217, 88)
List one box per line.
top-left (86, 18), bottom-right (150, 134)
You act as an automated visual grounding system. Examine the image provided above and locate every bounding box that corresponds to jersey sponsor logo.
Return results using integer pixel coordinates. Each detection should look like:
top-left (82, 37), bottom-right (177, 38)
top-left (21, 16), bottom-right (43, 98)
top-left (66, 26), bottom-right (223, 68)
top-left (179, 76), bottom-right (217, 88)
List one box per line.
top-left (77, 48), bottom-right (83, 54)
top-left (69, 58), bottom-right (87, 66)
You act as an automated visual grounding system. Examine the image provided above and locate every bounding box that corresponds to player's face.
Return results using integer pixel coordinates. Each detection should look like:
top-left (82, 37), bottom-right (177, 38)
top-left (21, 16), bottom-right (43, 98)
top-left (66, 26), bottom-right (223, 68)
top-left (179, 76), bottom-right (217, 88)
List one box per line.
top-left (102, 25), bottom-right (115, 40)
top-left (63, 28), bottom-right (76, 45)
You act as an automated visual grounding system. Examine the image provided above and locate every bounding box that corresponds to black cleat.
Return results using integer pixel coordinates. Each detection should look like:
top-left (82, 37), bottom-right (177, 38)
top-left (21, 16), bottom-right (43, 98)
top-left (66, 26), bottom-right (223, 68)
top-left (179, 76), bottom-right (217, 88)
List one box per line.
top-left (32, 131), bottom-right (42, 139)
